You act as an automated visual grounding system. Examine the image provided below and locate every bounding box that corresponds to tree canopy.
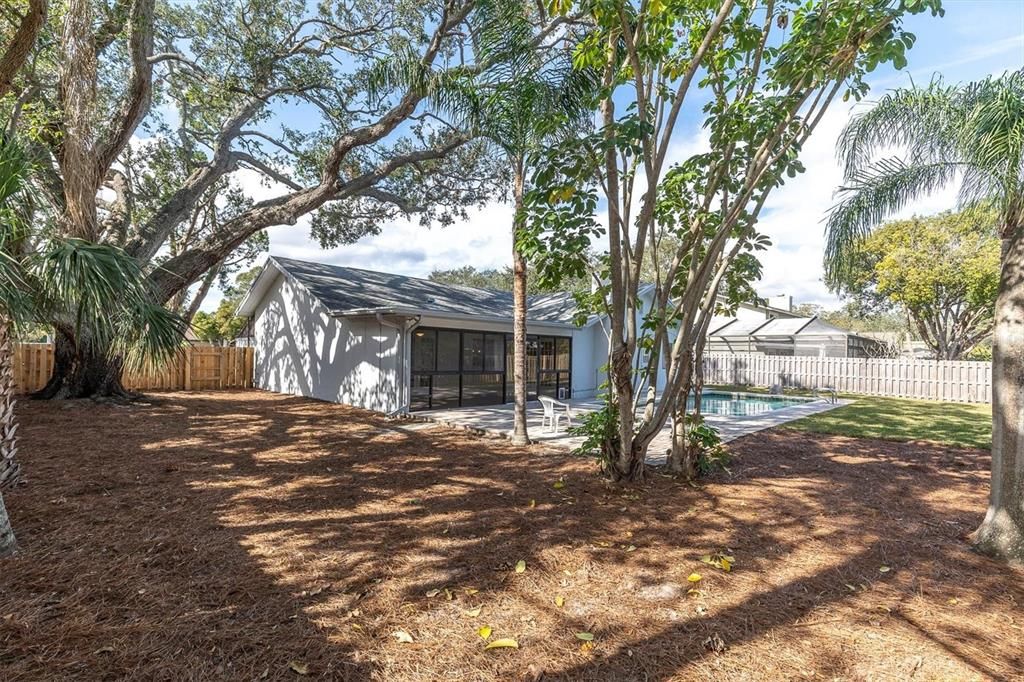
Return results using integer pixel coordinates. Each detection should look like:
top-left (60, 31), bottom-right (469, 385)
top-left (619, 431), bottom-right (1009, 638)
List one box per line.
top-left (828, 209), bottom-right (999, 359)
top-left (2, 0), bottom-right (573, 397)
top-left (519, 0), bottom-right (943, 480)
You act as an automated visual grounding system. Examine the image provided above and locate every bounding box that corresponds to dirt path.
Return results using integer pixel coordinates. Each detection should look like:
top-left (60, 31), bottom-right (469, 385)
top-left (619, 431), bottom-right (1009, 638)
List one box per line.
top-left (1, 390), bottom-right (1021, 680)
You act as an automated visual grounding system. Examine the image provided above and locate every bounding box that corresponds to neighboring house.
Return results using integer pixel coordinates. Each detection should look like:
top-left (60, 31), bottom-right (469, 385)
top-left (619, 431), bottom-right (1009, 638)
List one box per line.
top-left (236, 256), bottom-right (878, 414)
top-left (704, 311), bottom-right (885, 358)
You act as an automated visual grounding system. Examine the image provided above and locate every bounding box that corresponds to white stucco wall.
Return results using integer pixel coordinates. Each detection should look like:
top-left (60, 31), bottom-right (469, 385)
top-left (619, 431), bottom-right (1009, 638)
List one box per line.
top-left (252, 272), bottom-right (403, 413)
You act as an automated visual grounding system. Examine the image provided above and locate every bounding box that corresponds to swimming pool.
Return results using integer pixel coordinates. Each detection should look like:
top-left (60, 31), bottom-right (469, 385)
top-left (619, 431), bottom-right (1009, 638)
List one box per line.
top-left (688, 391), bottom-right (815, 417)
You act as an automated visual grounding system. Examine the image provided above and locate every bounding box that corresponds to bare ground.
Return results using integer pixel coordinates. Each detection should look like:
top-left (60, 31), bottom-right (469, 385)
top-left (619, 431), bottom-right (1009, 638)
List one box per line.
top-left (1, 390), bottom-right (1021, 681)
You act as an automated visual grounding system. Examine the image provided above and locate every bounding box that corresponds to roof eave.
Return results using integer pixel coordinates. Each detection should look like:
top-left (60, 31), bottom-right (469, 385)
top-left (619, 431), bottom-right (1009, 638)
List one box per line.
top-left (329, 306), bottom-right (578, 329)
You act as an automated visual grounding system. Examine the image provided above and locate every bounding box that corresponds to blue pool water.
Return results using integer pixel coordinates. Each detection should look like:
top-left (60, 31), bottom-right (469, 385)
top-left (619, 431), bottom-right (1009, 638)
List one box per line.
top-left (687, 391), bottom-right (812, 417)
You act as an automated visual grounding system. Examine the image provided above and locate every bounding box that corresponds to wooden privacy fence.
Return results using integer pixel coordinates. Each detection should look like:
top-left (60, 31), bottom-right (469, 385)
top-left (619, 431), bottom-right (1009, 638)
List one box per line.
top-left (703, 352), bottom-right (993, 404)
top-left (12, 343), bottom-right (254, 394)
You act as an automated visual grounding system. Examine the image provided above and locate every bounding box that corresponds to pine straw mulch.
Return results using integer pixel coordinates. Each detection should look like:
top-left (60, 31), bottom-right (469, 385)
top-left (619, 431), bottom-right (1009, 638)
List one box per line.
top-left (1, 390), bottom-right (1022, 681)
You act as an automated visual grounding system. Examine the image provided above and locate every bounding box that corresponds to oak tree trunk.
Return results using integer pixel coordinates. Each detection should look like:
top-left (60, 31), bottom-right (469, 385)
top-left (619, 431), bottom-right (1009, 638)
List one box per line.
top-left (511, 166), bottom-right (530, 446)
top-left (974, 226), bottom-right (1024, 562)
top-left (33, 326), bottom-right (130, 400)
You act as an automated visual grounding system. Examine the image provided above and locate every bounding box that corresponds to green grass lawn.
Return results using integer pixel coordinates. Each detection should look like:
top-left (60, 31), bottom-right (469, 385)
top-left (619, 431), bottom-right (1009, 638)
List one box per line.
top-left (707, 384), bottom-right (992, 450)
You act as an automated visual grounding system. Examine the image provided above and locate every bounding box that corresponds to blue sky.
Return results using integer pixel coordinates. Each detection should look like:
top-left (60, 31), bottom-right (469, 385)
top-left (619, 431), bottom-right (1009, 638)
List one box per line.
top-left (211, 0), bottom-right (1024, 311)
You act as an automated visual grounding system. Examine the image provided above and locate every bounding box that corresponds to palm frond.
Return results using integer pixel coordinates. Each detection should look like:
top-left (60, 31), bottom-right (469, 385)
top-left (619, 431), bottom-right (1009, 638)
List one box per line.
top-left (825, 158), bottom-right (963, 283)
top-left (31, 239), bottom-right (186, 368)
top-left (838, 79), bottom-right (961, 177)
top-left (0, 138), bottom-right (35, 327)
top-left (114, 299), bottom-right (188, 372)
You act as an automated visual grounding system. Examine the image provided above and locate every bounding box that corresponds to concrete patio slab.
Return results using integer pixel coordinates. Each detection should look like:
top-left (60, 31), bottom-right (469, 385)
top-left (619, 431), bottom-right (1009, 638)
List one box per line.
top-left (413, 394), bottom-right (849, 464)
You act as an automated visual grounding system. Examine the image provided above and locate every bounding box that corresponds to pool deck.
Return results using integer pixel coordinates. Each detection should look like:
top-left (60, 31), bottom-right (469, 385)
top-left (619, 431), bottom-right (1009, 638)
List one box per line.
top-left (414, 393), bottom-right (849, 464)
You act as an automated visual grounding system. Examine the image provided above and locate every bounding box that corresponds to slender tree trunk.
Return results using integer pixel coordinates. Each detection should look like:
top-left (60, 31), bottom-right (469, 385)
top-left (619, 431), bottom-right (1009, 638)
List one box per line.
top-left (0, 314), bottom-right (19, 557)
top-left (33, 326), bottom-right (130, 400)
top-left (974, 226), bottom-right (1024, 562)
top-left (511, 165), bottom-right (530, 446)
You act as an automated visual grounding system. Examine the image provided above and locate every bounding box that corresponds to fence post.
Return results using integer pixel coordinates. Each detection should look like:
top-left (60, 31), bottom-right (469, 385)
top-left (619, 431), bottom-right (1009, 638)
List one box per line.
top-left (183, 347), bottom-right (193, 391)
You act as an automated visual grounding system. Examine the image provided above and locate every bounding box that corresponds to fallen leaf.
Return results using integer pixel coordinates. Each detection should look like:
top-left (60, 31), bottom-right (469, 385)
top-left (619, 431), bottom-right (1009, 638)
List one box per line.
top-left (700, 553), bottom-right (734, 572)
top-left (515, 560), bottom-right (527, 574)
top-left (444, 589), bottom-right (454, 601)
top-left (687, 573), bottom-right (702, 583)
top-left (625, 545), bottom-right (637, 553)
top-left (948, 598), bottom-right (959, 605)
top-left (529, 499), bottom-right (536, 508)
top-left (393, 631), bottom-right (414, 644)
top-left (425, 589), bottom-right (440, 598)
top-left (464, 606), bottom-right (482, 617)
top-left (484, 638), bottom-right (519, 650)
top-left (478, 625), bottom-right (492, 640)
top-left (464, 588), bottom-right (479, 596)
top-left (289, 661), bottom-right (310, 675)
top-left (554, 595), bottom-right (565, 608)
top-left (879, 565), bottom-right (891, 573)
top-left (575, 632), bottom-right (595, 641)
top-left (553, 480), bottom-right (565, 489)
top-left (687, 589), bottom-right (702, 597)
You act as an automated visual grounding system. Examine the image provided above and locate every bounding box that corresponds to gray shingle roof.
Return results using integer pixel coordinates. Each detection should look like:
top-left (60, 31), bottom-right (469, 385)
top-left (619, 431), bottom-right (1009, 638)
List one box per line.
top-left (272, 256), bottom-right (578, 324)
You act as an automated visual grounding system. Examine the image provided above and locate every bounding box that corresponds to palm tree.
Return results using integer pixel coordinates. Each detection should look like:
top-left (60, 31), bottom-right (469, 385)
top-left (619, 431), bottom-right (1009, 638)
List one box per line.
top-left (824, 69), bottom-right (1024, 562)
top-left (0, 136), bottom-right (186, 557)
top-left (466, 4), bottom-right (594, 445)
top-left (0, 137), bottom-right (31, 556)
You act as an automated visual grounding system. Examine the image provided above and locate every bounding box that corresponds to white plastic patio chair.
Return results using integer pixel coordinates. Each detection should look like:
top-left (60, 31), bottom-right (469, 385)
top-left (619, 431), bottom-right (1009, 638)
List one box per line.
top-left (539, 396), bottom-right (573, 434)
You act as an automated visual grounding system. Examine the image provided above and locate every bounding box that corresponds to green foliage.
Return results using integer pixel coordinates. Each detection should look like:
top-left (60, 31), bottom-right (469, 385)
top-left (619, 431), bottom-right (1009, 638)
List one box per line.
top-left (189, 267), bottom-right (260, 342)
top-left (831, 209), bottom-right (999, 310)
top-left (34, 239), bottom-right (187, 369)
top-left (828, 209), bottom-right (999, 357)
top-left (523, 0), bottom-right (944, 477)
top-left (428, 265), bottom-right (589, 294)
top-left (1, 137), bottom-right (185, 370)
top-left (825, 70), bottom-right (1024, 282)
top-left (569, 394), bottom-right (620, 468)
top-left (686, 418), bottom-right (730, 476)
top-left (966, 342), bottom-right (993, 361)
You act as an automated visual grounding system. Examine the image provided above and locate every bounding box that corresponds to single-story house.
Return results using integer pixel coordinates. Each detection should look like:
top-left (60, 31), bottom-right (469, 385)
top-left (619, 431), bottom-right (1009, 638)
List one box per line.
top-left (236, 256), bottom-right (877, 414)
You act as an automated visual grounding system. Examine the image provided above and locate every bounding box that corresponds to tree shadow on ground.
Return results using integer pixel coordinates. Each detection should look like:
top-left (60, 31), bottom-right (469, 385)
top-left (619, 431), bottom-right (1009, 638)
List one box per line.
top-left (3, 390), bottom-right (1022, 680)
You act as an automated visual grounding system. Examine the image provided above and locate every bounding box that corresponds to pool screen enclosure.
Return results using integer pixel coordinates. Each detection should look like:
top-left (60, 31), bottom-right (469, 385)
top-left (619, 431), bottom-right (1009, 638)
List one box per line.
top-left (410, 327), bottom-right (571, 411)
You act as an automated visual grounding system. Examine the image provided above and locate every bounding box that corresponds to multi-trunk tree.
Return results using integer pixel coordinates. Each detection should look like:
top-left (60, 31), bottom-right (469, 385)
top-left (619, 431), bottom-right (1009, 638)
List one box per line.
top-left (521, 0), bottom-right (943, 481)
top-left (828, 209), bottom-right (1000, 360)
top-left (6, 0), bottom-right (514, 398)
